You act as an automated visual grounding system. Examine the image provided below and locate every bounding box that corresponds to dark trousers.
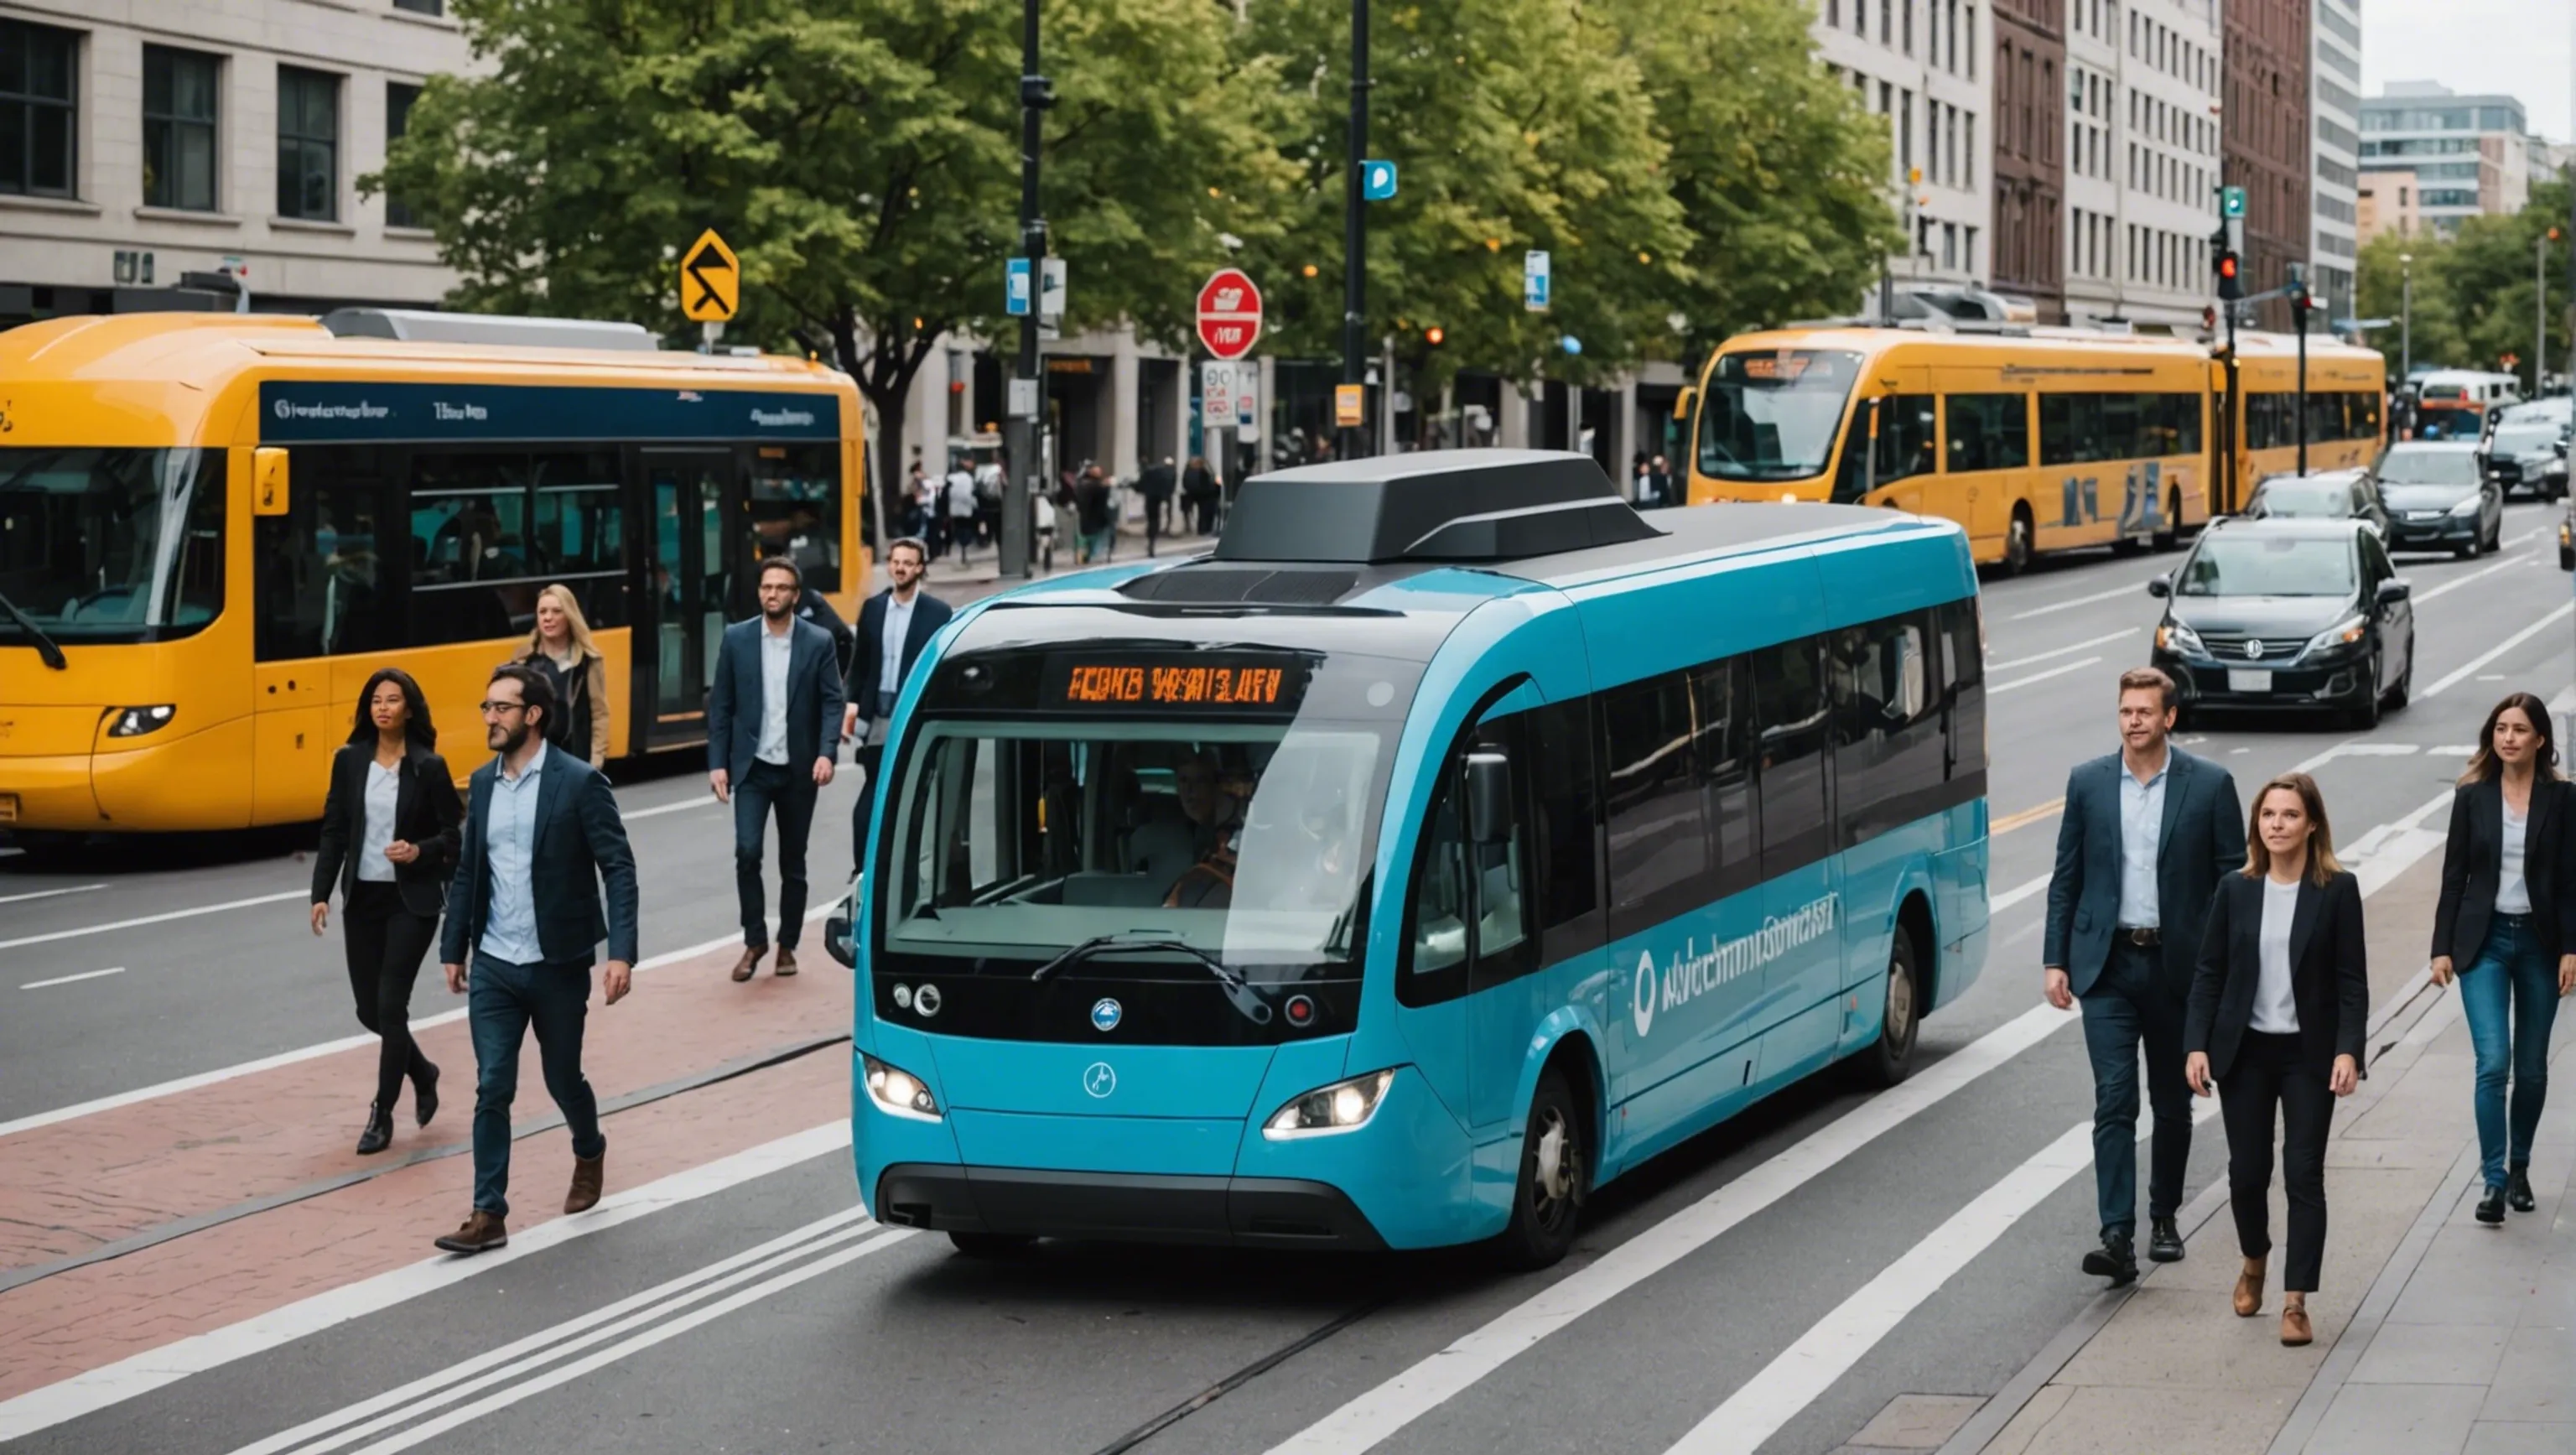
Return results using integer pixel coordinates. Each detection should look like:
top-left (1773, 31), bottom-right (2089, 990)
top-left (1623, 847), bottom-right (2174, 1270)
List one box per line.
top-left (2220, 1030), bottom-right (2333, 1291)
top-left (467, 953), bottom-right (604, 1218)
top-left (1189, 496), bottom-right (1218, 536)
top-left (1144, 495), bottom-right (1169, 553)
top-left (2459, 914), bottom-right (2561, 1189)
top-left (343, 881), bottom-right (439, 1111)
top-left (2079, 941), bottom-right (2193, 1239)
top-left (734, 758), bottom-right (817, 950)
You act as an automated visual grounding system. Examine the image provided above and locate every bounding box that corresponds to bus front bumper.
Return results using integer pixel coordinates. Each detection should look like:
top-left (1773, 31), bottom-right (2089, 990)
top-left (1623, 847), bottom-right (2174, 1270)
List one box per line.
top-left (0, 753), bottom-right (102, 832)
top-left (873, 1164), bottom-right (1387, 1250)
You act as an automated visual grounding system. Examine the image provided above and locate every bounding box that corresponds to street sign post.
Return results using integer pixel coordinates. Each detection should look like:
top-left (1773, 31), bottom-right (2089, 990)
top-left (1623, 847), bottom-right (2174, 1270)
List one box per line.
top-left (1040, 257), bottom-right (1066, 319)
top-left (680, 230), bottom-right (739, 324)
top-left (1524, 251), bottom-right (1550, 312)
top-left (1006, 257), bottom-right (1031, 317)
top-left (1202, 361), bottom-right (1238, 434)
top-left (1197, 268), bottom-right (1264, 361)
top-left (1234, 365), bottom-right (1260, 442)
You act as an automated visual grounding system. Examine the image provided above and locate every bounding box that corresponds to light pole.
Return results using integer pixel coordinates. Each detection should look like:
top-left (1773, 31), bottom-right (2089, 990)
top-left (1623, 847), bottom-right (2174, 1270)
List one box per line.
top-left (1338, 0), bottom-right (1371, 461)
top-left (1001, 0), bottom-right (1052, 579)
top-left (2399, 251), bottom-right (2413, 386)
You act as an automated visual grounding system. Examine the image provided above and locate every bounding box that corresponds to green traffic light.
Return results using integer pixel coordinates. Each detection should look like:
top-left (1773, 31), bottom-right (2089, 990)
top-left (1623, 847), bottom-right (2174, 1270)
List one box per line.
top-left (2220, 185), bottom-right (2246, 218)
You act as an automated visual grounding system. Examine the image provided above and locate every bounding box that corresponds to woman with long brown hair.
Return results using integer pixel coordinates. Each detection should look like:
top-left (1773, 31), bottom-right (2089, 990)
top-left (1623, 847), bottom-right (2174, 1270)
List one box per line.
top-left (2186, 772), bottom-right (2368, 1347)
top-left (513, 584), bottom-right (610, 766)
top-left (2430, 692), bottom-right (2576, 1224)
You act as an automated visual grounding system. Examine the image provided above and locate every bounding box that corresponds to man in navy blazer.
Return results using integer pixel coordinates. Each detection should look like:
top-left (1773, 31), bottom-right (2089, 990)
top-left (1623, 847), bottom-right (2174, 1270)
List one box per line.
top-left (434, 663), bottom-right (639, 1255)
top-left (709, 557), bottom-right (846, 982)
top-left (2044, 666), bottom-right (2245, 1283)
top-left (841, 538), bottom-right (953, 860)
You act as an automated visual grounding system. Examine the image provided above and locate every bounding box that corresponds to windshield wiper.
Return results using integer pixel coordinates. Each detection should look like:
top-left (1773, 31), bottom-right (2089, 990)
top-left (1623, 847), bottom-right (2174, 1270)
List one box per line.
top-left (0, 590), bottom-right (66, 670)
top-left (1031, 933), bottom-right (1247, 993)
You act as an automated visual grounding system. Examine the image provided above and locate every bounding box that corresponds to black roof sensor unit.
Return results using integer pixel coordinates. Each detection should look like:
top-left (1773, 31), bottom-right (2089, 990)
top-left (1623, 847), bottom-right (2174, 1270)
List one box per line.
top-left (1211, 449), bottom-right (1663, 565)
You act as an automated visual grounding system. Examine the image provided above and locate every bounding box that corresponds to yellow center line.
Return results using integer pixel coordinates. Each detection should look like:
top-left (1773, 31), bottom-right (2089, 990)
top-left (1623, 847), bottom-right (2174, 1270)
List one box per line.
top-left (1992, 798), bottom-right (2064, 835)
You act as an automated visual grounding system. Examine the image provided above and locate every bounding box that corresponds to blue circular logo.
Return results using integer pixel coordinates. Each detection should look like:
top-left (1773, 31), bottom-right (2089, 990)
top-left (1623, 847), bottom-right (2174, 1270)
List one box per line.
top-left (1090, 997), bottom-right (1123, 1032)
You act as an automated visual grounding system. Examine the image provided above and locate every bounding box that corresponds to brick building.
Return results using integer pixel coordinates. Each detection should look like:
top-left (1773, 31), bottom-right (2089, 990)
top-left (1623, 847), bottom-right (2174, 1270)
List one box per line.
top-left (1989, 0), bottom-right (2066, 321)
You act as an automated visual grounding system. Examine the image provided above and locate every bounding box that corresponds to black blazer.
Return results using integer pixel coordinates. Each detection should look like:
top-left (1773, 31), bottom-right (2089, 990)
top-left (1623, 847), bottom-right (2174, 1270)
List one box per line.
top-left (846, 589), bottom-right (953, 723)
top-left (706, 616), bottom-right (846, 781)
top-left (439, 746), bottom-right (641, 968)
top-left (311, 741), bottom-right (464, 918)
top-left (2044, 747), bottom-right (2248, 997)
top-left (2430, 777), bottom-right (2576, 965)
top-left (2187, 870), bottom-right (2371, 1081)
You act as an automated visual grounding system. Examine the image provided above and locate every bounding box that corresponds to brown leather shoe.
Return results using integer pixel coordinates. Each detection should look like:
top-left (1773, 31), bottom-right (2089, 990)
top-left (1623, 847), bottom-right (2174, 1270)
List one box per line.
top-left (434, 1210), bottom-right (507, 1255)
top-left (2234, 1259), bottom-right (2265, 1317)
top-left (772, 947), bottom-right (799, 977)
top-left (566, 1150), bottom-right (605, 1213)
top-left (729, 946), bottom-right (764, 983)
top-left (2280, 1300), bottom-right (2313, 1347)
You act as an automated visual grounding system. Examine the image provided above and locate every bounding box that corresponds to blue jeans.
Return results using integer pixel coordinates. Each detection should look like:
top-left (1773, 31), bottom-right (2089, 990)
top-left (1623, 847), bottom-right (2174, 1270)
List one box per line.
top-left (2459, 914), bottom-right (2563, 1190)
top-left (469, 953), bottom-right (605, 1218)
top-left (2079, 942), bottom-right (2194, 1240)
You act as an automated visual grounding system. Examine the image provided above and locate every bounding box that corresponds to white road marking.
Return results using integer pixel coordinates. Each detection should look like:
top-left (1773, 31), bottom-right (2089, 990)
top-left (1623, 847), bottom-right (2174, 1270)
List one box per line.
top-left (1261, 1004), bottom-right (2074, 1455)
top-left (2291, 741), bottom-right (2420, 774)
top-left (2407, 553), bottom-right (2522, 603)
top-left (2007, 580), bottom-right (2160, 619)
top-left (621, 796), bottom-right (717, 821)
top-left (0, 889), bottom-right (307, 952)
top-left (18, 966), bottom-right (124, 990)
top-left (1990, 657), bottom-right (2104, 694)
top-left (0, 1121), bottom-right (854, 1443)
top-left (231, 1209), bottom-right (887, 1455)
top-left (0, 882), bottom-right (106, 907)
top-left (2421, 601), bottom-right (2575, 699)
top-left (2428, 745), bottom-right (2477, 758)
top-left (1987, 629), bottom-right (2139, 673)
top-left (1990, 873), bottom-right (2050, 914)
top-left (0, 909), bottom-right (832, 1143)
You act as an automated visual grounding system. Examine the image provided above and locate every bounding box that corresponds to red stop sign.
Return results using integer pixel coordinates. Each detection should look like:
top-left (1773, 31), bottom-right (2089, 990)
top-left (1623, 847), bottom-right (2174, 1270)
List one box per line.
top-left (1196, 268), bottom-right (1264, 361)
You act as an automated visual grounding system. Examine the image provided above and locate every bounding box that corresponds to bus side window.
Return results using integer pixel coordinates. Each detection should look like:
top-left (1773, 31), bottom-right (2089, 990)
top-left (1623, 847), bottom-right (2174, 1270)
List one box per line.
top-left (1692, 658), bottom-right (1758, 886)
top-left (1600, 673), bottom-right (1708, 940)
top-left (1402, 766), bottom-right (1472, 1001)
top-left (1945, 393), bottom-right (2029, 473)
top-left (1831, 402), bottom-right (1874, 503)
top-left (1750, 637), bottom-right (1830, 878)
top-left (1466, 719), bottom-right (1534, 977)
top-left (1528, 698), bottom-right (1604, 966)
top-left (1831, 615), bottom-right (1943, 844)
top-left (1872, 394), bottom-right (1938, 487)
top-left (1937, 599), bottom-right (1987, 782)
top-left (254, 445), bottom-right (396, 660)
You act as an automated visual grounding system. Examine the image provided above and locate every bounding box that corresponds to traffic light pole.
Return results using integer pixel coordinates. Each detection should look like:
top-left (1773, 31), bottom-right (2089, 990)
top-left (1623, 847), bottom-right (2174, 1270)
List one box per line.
top-left (1340, 0), bottom-right (1370, 461)
top-left (2223, 306), bottom-right (2241, 512)
top-left (2293, 268), bottom-right (2309, 478)
top-left (1002, 0), bottom-right (1049, 581)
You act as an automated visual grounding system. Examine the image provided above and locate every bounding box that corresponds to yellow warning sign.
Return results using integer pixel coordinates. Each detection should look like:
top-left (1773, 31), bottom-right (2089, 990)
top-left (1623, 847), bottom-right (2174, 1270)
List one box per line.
top-left (680, 230), bottom-right (739, 323)
top-left (1333, 383), bottom-right (1364, 429)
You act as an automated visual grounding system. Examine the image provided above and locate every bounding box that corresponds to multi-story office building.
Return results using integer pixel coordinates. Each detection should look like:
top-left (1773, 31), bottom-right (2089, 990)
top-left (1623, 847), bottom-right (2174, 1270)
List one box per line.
top-left (0, 1), bottom-right (469, 326)
top-left (2062, 0), bottom-right (2223, 330)
top-left (1814, 0), bottom-right (1993, 294)
top-left (2359, 84), bottom-right (2532, 235)
top-left (2309, 0), bottom-right (2360, 325)
top-left (1988, 0), bottom-right (2065, 320)
top-left (2355, 169), bottom-right (2423, 245)
top-left (2221, 0), bottom-right (2310, 330)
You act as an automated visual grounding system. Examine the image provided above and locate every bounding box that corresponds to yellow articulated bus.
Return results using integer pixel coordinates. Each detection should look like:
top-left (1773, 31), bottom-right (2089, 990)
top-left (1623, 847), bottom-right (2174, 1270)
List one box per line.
top-left (2230, 331), bottom-right (2385, 482)
top-left (1682, 325), bottom-right (2386, 573)
top-left (0, 311), bottom-right (866, 836)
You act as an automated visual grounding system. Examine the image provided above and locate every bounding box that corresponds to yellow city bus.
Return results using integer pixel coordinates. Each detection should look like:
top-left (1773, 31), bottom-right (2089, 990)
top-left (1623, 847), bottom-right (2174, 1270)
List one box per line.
top-left (2231, 332), bottom-right (2385, 485)
top-left (0, 311), bottom-right (867, 835)
top-left (1682, 325), bottom-right (2386, 573)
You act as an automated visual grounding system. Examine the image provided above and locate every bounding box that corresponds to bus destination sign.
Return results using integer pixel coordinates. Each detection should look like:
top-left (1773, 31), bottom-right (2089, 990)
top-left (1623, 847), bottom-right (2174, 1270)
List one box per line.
top-left (1043, 653), bottom-right (1311, 711)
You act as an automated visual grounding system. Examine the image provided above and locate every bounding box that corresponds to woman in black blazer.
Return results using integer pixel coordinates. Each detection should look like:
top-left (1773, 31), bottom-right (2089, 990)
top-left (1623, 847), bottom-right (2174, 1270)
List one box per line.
top-left (2186, 772), bottom-right (2368, 1348)
top-left (309, 668), bottom-right (464, 1154)
top-left (2429, 691), bottom-right (2576, 1224)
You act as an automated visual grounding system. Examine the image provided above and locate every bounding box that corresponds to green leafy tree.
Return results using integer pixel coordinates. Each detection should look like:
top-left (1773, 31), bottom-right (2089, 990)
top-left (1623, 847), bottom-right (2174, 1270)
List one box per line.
top-left (2437, 180), bottom-right (2574, 391)
top-left (371, 0), bottom-right (1290, 515)
top-left (2355, 231), bottom-right (2464, 381)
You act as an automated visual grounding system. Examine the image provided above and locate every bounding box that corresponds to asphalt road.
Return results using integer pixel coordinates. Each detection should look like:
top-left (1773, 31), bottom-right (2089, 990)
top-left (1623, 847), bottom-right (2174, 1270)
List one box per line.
top-left (6, 501), bottom-right (2572, 1455)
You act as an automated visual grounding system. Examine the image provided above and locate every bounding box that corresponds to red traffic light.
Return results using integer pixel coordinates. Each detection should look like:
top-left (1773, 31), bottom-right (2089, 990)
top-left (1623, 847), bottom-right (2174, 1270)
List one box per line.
top-left (1424, 325), bottom-right (1446, 346)
top-left (2217, 256), bottom-right (2238, 280)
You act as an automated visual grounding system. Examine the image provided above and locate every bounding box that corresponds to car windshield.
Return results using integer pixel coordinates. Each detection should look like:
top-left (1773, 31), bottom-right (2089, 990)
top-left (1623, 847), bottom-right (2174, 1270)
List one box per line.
top-left (2253, 480), bottom-right (2350, 517)
top-left (1696, 349), bottom-right (1862, 481)
top-left (2177, 536), bottom-right (2357, 598)
top-left (0, 448), bottom-right (225, 644)
top-left (2376, 448), bottom-right (2481, 486)
top-left (2493, 426), bottom-right (2559, 453)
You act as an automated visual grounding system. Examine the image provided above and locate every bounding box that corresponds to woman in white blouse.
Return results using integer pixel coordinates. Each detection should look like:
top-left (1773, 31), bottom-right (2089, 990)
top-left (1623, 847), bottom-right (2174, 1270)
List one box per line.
top-left (2185, 772), bottom-right (2368, 1348)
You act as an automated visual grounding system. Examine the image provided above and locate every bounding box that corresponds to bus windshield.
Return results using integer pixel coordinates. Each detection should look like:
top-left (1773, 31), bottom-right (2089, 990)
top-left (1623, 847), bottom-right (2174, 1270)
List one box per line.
top-left (0, 448), bottom-right (225, 643)
top-left (1696, 349), bottom-right (1862, 481)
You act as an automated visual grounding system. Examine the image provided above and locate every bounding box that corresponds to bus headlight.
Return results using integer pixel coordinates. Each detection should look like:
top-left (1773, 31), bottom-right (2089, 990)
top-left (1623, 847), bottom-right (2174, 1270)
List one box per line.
top-left (860, 1052), bottom-right (942, 1122)
top-left (1263, 1068), bottom-right (1395, 1140)
top-left (106, 704), bottom-right (177, 737)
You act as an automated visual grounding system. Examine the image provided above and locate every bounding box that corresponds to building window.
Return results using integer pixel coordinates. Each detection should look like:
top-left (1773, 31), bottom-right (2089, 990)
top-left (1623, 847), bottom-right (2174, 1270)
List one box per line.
top-left (143, 47), bottom-right (219, 212)
top-left (276, 66), bottom-right (340, 221)
top-left (0, 19), bottom-right (78, 198)
top-left (385, 81), bottom-right (420, 227)
top-left (392, 0), bottom-right (446, 13)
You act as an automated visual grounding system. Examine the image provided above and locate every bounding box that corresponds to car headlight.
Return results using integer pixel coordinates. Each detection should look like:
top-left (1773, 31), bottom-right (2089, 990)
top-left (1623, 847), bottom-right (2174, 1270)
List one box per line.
top-left (2449, 495), bottom-right (2483, 516)
top-left (1262, 1068), bottom-right (1396, 1140)
top-left (2305, 616), bottom-right (2367, 655)
top-left (2156, 621), bottom-right (2206, 656)
top-left (860, 1052), bottom-right (942, 1121)
top-left (106, 704), bottom-right (177, 737)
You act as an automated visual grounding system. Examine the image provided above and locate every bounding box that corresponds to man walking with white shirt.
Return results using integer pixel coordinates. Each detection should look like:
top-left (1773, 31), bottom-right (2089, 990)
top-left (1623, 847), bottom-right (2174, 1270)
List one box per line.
top-left (708, 558), bottom-right (844, 982)
top-left (843, 539), bottom-right (953, 863)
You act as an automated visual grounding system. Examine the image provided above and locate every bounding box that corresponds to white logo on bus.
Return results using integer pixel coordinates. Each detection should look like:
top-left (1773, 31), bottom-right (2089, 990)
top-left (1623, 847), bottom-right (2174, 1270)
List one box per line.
top-left (1630, 893), bottom-right (1841, 1039)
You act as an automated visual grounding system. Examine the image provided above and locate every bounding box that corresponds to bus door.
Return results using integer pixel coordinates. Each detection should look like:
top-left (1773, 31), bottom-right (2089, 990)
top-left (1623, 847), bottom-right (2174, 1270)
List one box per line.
top-left (637, 449), bottom-right (741, 748)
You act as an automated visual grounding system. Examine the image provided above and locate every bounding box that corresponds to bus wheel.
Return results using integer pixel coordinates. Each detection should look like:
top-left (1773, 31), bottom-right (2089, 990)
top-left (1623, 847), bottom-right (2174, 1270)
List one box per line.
top-left (2002, 508), bottom-right (2035, 576)
top-left (1855, 932), bottom-right (1922, 1089)
top-left (2153, 490), bottom-right (2183, 552)
top-left (1494, 1068), bottom-right (1588, 1271)
top-left (948, 1231), bottom-right (1037, 1257)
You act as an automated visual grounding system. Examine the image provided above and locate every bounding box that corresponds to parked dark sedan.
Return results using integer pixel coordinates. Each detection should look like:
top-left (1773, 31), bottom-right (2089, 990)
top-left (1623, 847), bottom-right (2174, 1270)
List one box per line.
top-left (2375, 441), bottom-right (2502, 556)
top-left (2485, 420), bottom-right (2568, 499)
top-left (2246, 468), bottom-right (2390, 539)
top-left (2148, 517), bottom-right (2414, 729)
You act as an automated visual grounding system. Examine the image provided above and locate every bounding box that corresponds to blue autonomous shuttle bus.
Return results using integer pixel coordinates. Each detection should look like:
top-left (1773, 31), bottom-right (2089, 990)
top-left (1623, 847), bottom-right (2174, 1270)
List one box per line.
top-left (849, 449), bottom-right (1989, 1267)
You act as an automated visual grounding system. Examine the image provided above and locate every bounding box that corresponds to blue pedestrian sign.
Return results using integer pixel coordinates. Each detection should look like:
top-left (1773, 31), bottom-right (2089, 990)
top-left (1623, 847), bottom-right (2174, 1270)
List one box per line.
top-left (1006, 257), bottom-right (1032, 317)
top-left (1524, 250), bottom-right (1550, 312)
top-left (1363, 160), bottom-right (1398, 201)
top-left (1561, 335), bottom-right (1582, 357)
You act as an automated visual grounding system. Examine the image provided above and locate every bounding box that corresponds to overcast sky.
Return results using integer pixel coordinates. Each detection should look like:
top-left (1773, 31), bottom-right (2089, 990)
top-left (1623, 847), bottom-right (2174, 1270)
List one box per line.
top-left (2360, 1), bottom-right (2576, 142)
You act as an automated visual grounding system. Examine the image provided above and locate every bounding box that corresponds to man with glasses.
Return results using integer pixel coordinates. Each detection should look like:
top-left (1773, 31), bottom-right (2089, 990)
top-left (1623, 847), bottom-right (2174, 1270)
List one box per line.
top-left (709, 557), bottom-right (846, 982)
top-left (433, 663), bottom-right (639, 1255)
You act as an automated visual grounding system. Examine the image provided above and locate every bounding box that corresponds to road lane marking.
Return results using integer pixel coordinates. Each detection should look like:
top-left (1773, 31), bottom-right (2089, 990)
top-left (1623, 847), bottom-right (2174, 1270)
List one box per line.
top-left (1990, 874), bottom-right (2050, 914)
top-left (621, 797), bottom-right (717, 821)
top-left (2407, 553), bottom-right (2522, 603)
top-left (0, 882), bottom-right (106, 907)
top-left (0, 1120), bottom-right (854, 1443)
top-left (1987, 629), bottom-right (2138, 673)
top-left (1990, 657), bottom-right (2102, 694)
top-left (2291, 741), bottom-right (2420, 774)
top-left (18, 966), bottom-right (123, 990)
top-left (231, 1209), bottom-right (886, 1455)
top-left (1992, 800), bottom-right (2064, 837)
top-left (2420, 600), bottom-right (2575, 699)
top-left (0, 909), bottom-right (833, 1143)
top-left (2006, 580), bottom-right (2160, 619)
top-left (0, 889), bottom-right (307, 952)
top-left (1261, 1003), bottom-right (2075, 1455)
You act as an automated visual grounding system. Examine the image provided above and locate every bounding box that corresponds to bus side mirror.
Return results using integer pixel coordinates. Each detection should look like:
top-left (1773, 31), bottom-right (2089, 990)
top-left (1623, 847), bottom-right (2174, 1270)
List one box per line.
top-left (1673, 387), bottom-right (1697, 423)
top-left (252, 448), bottom-right (290, 517)
top-left (1464, 751), bottom-right (1513, 846)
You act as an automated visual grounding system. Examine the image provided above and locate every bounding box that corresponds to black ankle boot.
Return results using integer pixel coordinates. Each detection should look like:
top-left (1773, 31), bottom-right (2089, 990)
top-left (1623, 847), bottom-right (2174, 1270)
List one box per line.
top-left (414, 1063), bottom-right (441, 1129)
top-left (357, 1102), bottom-right (394, 1156)
top-left (2475, 1185), bottom-right (2507, 1224)
top-left (2506, 1166), bottom-right (2537, 1214)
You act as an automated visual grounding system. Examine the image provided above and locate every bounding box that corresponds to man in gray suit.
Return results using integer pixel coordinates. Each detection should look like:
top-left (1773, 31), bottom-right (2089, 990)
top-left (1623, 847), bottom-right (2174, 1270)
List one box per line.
top-left (708, 557), bottom-right (845, 983)
top-left (2045, 666), bottom-right (2245, 1284)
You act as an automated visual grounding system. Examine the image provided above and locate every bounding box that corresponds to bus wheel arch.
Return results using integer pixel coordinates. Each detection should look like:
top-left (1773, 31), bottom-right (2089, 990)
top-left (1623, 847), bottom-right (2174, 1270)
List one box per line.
top-left (1494, 1031), bottom-right (1602, 1271)
top-left (1854, 895), bottom-right (1933, 1089)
